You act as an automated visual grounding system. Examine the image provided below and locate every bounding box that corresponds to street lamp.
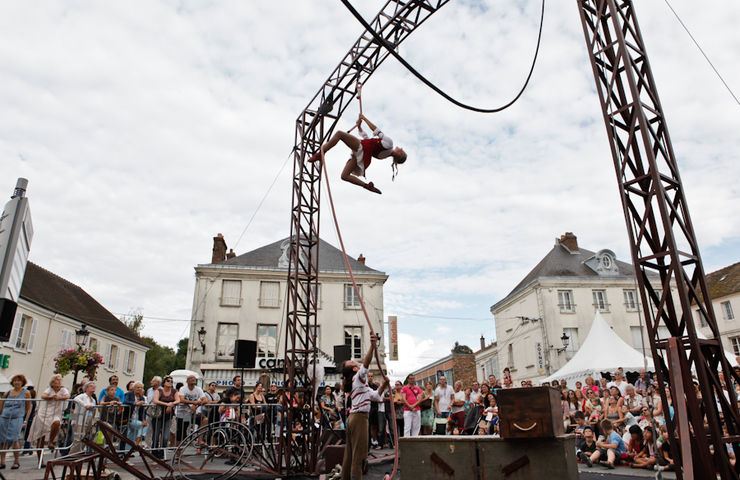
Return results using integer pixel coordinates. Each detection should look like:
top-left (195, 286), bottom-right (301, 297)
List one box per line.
top-left (71, 324), bottom-right (90, 393)
top-left (75, 324), bottom-right (89, 350)
top-left (555, 332), bottom-right (570, 354)
top-left (197, 326), bottom-right (207, 353)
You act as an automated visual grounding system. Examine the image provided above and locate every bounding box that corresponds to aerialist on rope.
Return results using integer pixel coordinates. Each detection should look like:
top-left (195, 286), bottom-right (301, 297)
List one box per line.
top-left (307, 114), bottom-right (407, 195)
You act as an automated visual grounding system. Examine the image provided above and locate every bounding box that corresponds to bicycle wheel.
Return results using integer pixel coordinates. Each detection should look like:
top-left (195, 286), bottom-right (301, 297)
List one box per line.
top-left (171, 421), bottom-right (254, 480)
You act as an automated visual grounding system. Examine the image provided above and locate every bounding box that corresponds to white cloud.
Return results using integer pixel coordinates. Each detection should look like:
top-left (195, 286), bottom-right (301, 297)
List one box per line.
top-left (1, 0), bottom-right (738, 359)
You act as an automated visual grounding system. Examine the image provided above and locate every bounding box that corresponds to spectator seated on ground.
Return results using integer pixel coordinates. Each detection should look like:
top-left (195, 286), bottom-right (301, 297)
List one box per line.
top-left (577, 426), bottom-right (597, 467)
top-left (630, 426), bottom-right (657, 470)
top-left (623, 425), bottom-right (643, 464)
top-left (591, 419), bottom-right (626, 469)
top-left (572, 411), bottom-right (588, 448)
top-left (656, 424), bottom-right (676, 471)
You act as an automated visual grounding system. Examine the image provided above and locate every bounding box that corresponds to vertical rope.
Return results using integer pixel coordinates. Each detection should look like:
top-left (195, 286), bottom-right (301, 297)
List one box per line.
top-left (319, 148), bottom-right (400, 480)
top-left (347, 82), bottom-right (364, 134)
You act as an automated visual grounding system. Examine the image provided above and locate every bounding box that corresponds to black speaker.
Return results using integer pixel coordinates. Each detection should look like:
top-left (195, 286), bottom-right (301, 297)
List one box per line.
top-left (0, 299), bottom-right (17, 343)
top-left (334, 345), bottom-right (351, 367)
top-left (233, 340), bottom-right (257, 369)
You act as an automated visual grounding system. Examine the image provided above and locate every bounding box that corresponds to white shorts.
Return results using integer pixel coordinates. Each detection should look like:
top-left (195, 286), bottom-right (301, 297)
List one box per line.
top-left (351, 145), bottom-right (366, 177)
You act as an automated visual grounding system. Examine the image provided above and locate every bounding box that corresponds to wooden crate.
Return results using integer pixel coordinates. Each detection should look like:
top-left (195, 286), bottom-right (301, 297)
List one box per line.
top-left (399, 435), bottom-right (578, 480)
top-left (497, 386), bottom-right (564, 438)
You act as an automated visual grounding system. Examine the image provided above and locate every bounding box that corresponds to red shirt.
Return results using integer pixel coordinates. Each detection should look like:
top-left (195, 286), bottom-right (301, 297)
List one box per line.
top-left (401, 385), bottom-right (423, 412)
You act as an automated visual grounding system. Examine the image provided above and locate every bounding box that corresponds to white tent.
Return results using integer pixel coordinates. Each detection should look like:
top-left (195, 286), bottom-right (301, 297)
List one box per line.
top-left (169, 369), bottom-right (202, 387)
top-left (543, 312), bottom-right (654, 385)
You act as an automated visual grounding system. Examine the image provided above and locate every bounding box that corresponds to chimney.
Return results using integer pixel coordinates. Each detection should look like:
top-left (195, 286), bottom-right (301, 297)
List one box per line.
top-left (557, 232), bottom-right (578, 252)
top-left (357, 254), bottom-right (366, 265)
top-left (480, 335), bottom-right (486, 350)
top-left (226, 249), bottom-right (236, 259)
top-left (212, 233), bottom-right (228, 264)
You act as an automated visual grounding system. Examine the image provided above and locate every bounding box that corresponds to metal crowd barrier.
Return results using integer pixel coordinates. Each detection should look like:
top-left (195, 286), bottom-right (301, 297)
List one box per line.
top-left (0, 397), bottom-right (345, 468)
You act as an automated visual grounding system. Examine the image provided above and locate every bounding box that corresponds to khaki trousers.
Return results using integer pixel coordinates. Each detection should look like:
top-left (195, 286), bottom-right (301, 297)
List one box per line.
top-left (342, 412), bottom-right (369, 480)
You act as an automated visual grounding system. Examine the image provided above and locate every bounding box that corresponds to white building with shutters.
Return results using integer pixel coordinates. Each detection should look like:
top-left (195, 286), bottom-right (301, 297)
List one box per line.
top-left (0, 262), bottom-right (148, 392)
top-left (490, 233), bottom-right (675, 384)
top-left (692, 262), bottom-right (740, 359)
top-left (186, 235), bottom-right (389, 390)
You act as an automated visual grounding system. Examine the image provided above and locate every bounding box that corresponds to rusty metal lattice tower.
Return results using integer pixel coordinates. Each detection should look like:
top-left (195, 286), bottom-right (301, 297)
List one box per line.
top-left (577, 0), bottom-right (740, 478)
top-left (278, 1), bottom-right (449, 475)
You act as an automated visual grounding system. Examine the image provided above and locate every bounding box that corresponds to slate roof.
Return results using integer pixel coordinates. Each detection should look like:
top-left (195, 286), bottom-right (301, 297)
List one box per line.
top-left (20, 262), bottom-right (148, 347)
top-left (213, 238), bottom-right (384, 275)
top-left (505, 244), bottom-right (637, 299)
top-left (704, 262), bottom-right (740, 300)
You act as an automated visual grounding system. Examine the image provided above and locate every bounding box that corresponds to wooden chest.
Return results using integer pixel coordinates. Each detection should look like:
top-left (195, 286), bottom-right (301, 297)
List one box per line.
top-left (497, 386), bottom-right (564, 439)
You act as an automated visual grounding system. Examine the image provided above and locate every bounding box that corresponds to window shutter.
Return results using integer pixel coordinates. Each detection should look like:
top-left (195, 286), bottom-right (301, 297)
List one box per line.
top-left (260, 282), bottom-right (280, 307)
top-left (8, 313), bottom-right (21, 347)
top-left (27, 318), bottom-right (38, 352)
top-left (222, 280), bottom-right (242, 306)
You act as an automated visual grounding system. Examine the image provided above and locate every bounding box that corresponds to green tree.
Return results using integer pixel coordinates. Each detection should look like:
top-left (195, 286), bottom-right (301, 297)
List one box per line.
top-left (451, 341), bottom-right (473, 354)
top-left (173, 337), bottom-right (188, 371)
top-left (141, 337), bottom-right (178, 382)
top-left (120, 309), bottom-right (144, 336)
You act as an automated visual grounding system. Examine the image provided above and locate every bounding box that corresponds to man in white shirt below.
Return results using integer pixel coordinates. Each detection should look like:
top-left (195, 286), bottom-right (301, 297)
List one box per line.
top-left (469, 381), bottom-right (481, 404)
top-left (340, 336), bottom-right (389, 480)
top-left (434, 376), bottom-right (454, 421)
top-left (175, 375), bottom-right (206, 446)
top-left (450, 381), bottom-right (467, 432)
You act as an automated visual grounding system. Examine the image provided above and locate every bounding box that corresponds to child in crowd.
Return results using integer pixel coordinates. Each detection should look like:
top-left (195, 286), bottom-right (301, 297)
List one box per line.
top-left (656, 424), bottom-right (675, 471)
top-left (631, 426), bottom-right (657, 469)
top-left (219, 392), bottom-right (243, 422)
top-left (577, 426), bottom-right (597, 467)
top-left (592, 419), bottom-right (626, 469)
top-left (588, 397), bottom-right (603, 423)
top-left (573, 411), bottom-right (588, 451)
top-left (623, 425), bottom-right (643, 464)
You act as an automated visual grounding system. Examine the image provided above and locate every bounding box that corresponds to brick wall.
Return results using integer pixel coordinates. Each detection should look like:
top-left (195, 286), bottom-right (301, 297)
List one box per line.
top-left (453, 354), bottom-right (477, 387)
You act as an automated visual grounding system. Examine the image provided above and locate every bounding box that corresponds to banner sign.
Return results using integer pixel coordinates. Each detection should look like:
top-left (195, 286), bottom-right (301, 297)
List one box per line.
top-left (536, 342), bottom-right (545, 374)
top-left (389, 315), bottom-right (398, 361)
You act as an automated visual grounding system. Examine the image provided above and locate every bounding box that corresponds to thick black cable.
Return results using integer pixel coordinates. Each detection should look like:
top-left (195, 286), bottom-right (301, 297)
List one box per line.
top-left (340, 0), bottom-right (545, 113)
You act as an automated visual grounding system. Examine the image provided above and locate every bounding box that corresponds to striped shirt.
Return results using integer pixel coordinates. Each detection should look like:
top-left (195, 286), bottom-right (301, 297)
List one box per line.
top-left (349, 365), bottom-right (381, 414)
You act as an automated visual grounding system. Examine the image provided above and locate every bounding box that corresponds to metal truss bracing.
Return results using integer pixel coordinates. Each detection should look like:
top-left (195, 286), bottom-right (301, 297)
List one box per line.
top-left (577, 1), bottom-right (740, 478)
top-left (279, 1), bottom-right (449, 475)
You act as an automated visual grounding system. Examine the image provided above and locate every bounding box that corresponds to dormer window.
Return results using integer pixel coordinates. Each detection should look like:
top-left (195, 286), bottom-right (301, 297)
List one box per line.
top-left (584, 249), bottom-right (619, 276)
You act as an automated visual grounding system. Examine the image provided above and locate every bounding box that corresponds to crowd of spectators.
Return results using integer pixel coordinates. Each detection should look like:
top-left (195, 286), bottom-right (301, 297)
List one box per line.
top-left (0, 364), bottom-right (736, 472)
top-left (327, 365), bottom-right (737, 472)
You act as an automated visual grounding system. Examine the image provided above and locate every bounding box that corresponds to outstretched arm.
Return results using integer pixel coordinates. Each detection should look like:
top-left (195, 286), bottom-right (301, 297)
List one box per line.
top-left (363, 335), bottom-right (377, 369)
top-left (360, 114), bottom-right (377, 132)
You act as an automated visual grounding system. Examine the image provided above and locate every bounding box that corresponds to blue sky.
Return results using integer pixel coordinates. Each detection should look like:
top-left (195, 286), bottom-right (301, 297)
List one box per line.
top-left (1, 0), bottom-right (738, 378)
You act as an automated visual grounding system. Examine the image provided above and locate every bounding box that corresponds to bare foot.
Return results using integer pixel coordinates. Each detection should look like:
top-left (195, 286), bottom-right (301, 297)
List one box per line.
top-left (365, 182), bottom-right (382, 194)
